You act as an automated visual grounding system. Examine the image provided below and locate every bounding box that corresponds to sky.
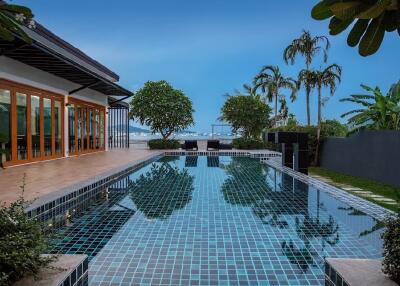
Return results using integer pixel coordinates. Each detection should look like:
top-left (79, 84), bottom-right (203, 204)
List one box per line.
top-left (17, 0), bottom-right (400, 132)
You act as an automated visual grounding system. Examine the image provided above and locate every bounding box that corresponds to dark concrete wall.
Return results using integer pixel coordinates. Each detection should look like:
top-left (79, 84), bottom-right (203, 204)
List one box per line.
top-left (320, 130), bottom-right (400, 187)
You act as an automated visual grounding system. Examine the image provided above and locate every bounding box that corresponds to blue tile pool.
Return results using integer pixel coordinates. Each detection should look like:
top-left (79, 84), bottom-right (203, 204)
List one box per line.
top-left (51, 156), bottom-right (384, 285)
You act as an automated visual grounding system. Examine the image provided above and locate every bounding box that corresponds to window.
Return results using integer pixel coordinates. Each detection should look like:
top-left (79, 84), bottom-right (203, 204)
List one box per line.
top-left (67, 98), bottom-right (105, 155)
top-left (16, 93), bottom-right (27, 160)
top-left (0, 80), bottom-right (64, 166)
top-left (0, 89), bottom-right (11, 163)
top-left (31, 95), bottom-right (41, 158)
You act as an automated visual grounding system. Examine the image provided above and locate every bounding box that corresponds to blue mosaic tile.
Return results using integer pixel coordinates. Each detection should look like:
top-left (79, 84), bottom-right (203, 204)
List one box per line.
top-left (50, 156), bottom-right (384, 285)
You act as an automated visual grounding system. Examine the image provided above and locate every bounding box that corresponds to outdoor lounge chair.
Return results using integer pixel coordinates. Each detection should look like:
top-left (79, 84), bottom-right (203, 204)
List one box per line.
top-left (220, 143), bottom-right (233, 150)
top-left (182, 140), bottom-right (198, 151)
top-left (207, 140), bottom-right (220, 150)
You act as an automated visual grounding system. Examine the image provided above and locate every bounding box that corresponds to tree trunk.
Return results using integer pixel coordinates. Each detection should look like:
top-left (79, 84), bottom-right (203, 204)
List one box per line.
top-left (306, 63), bottom-right (311, 126)
top-left (306, 88), bottom-right (311, 126)
top-left (314, 86), bottom-right (322, 166)
top-left (274, 93), bottom-right (278, 126)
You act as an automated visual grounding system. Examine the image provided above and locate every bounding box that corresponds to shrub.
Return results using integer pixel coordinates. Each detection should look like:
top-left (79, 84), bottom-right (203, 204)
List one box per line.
top-left (148, 139), bottom-right (180, 150)
top-left (232, 138), bottom-right (265, 150)
top-left (0, 176), bottom-right (54, 285)
top-left (130, 81), bottom-right (194, 139)
top-left (382, 215), bottom-right (400, 284)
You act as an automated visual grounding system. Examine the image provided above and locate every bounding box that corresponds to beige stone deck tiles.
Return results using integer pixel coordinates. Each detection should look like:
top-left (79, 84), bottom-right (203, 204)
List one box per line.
top-left (0, 149), bottom-right (161, 205)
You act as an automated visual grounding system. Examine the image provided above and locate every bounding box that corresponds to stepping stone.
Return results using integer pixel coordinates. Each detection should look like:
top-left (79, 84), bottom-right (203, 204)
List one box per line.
top-left (382, 201), bottom-right (398, 205)
top-left (373, 197), bottom-right (396, 202)
top-left (341, 186), bottom-right (363, 191)
top-left (367, 195), bottom-right (386, 199)
top-left (352, 191), bottom-right (373, 195)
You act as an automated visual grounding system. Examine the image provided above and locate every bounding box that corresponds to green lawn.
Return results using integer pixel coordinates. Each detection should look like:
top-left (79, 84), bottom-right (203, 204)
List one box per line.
top-left (309, 167), bottom-right (400, 212)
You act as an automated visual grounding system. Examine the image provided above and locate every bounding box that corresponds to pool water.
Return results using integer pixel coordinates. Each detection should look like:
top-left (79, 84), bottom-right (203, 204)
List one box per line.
top-left (51, 156), bottom-right (384, 285)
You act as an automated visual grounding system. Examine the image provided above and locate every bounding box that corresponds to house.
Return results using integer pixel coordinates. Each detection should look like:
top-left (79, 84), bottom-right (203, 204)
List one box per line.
top-left (0, 22), bottom-right (132, 167)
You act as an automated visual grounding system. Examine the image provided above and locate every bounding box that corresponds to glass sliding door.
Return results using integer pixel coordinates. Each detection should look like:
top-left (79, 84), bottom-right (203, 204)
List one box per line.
top-left (16, 92), bottom-right (28, 160)
top-left (43, 98), bottom-right (52, 157)
top-left (31, 95), bottom-right (41, 158)
top-left (54, 100), bottom-right (62, 156)
top-left (0, 89), bottom-right (11, 164)
top-left (0, 80), bottom-right (64, 166)
top-left (99, 111), bottom-right (105, 149)
top-left (68, 104), bottom-right (75, 154)
top-left (67, 99), bottom-right (105, 155)
top-left (95, 109), bottom-right (100, 149)
top-left (77, 106), bottom-right (82, 152)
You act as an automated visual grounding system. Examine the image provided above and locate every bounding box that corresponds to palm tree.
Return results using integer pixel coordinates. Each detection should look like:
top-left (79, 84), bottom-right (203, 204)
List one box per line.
top-left (340, 81), bottom-right (400, 133)
top-left (253, 65), bottom-right (297, 125)
top-left (312, 64), bottom-right (342, 164)
top-left (283, 30), bottom-right (330, 125)
top-left (0, 2), bottom-right (35, 43)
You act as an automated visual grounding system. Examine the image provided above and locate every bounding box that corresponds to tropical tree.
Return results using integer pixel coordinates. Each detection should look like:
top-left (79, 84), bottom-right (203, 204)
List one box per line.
top-left (311, 0), bottom-right (400, 56)
top-left (220, 92), bottom-right (270, 139)
top-left (340, 81), bottom-right (400, 132)
top-left (310, 64), bottom-right (342, 164)
top-left (129, 80), bottom-right (194, 139)
top-left (0, 2), bottom-right (35, 43)
top-left (253, 65), bottom-right (297, 124)
top-left (284, 30), bottom-right (330, 125)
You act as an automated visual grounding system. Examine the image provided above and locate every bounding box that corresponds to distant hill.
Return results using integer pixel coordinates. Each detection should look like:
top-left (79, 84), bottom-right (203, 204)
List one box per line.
top-left (130, 126), bottom-right (150, 133)
top-left (115, 125), bottom-right (199, 134)
top-left (114, 125), bottom-right (150, 133)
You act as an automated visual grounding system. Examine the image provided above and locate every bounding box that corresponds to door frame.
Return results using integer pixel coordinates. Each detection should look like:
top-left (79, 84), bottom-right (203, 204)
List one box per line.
top-left (0, 79), bottom-right (65, 167)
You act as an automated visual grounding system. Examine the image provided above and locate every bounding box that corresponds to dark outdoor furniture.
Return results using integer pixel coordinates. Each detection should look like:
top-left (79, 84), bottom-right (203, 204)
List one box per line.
top-left (220, 143), bottom-right (233, 150)
top-left (182, 140), bottom-right (198, 151)
top-left (207, 140), bottom-right (220, 150)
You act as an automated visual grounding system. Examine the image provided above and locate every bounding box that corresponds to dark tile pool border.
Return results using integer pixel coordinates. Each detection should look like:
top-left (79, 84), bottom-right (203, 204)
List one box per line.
top-left (265, 160), bottom-right (395, 221)
top-left (324, 260), bottom-right (350, 286)
top-left (58, 255), bottom-right (88, 286)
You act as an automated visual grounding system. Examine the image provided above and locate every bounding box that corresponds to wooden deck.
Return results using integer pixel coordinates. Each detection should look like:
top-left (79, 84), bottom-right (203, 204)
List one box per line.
top-left (0, 149), bottom-right (161, 205)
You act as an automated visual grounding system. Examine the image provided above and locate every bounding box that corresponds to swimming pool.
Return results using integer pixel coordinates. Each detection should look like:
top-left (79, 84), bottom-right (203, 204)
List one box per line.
top-left (51, 156), bottom-right (384, 285)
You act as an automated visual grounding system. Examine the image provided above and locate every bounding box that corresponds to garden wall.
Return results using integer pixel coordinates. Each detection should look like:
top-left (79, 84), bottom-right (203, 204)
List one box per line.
top-left (319, 130), bottom-right (400, 187)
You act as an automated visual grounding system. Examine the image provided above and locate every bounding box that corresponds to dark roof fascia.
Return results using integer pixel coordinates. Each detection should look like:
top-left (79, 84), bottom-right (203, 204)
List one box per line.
top-left (30, 23), bottom-right (119, 82)
top-left (29, 39), bottom-right (132, 96)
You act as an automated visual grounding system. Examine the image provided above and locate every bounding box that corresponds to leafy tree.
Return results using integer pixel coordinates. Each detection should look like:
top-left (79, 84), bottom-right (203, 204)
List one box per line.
top-left (309, 64), bottom-right (342, 164)
top-left (253, 65), bottom-right (297, 123)
top-left (321, 119), bottom-right (348, 137)
top-left (284, 30), bottom-right (330, 125)
top-left (0, 2), bottom-right (35, 43)
top-left (221, 93), bottom-right (271, 139)
top-left (340, 81), bottom-right (400, 133)
top-left (311, 0), bottom-right (400, 56)
top-left (129, 80), bottom-right (194, 139)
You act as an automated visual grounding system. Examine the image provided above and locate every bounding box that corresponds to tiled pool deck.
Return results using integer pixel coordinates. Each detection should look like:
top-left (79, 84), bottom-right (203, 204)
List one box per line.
top-left (0, 149), bottom-right (162, 205)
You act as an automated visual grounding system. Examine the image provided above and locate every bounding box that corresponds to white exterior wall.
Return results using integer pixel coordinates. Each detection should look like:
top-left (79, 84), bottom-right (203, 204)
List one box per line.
top-left (0, 56), bottom-right (110, 157)
top-left (0, 56), bottom-right (108, 106)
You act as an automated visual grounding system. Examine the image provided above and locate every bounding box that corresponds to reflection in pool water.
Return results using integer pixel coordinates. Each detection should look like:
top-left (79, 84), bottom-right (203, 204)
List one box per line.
top-left (51, 156), bottom-right (384, 285)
